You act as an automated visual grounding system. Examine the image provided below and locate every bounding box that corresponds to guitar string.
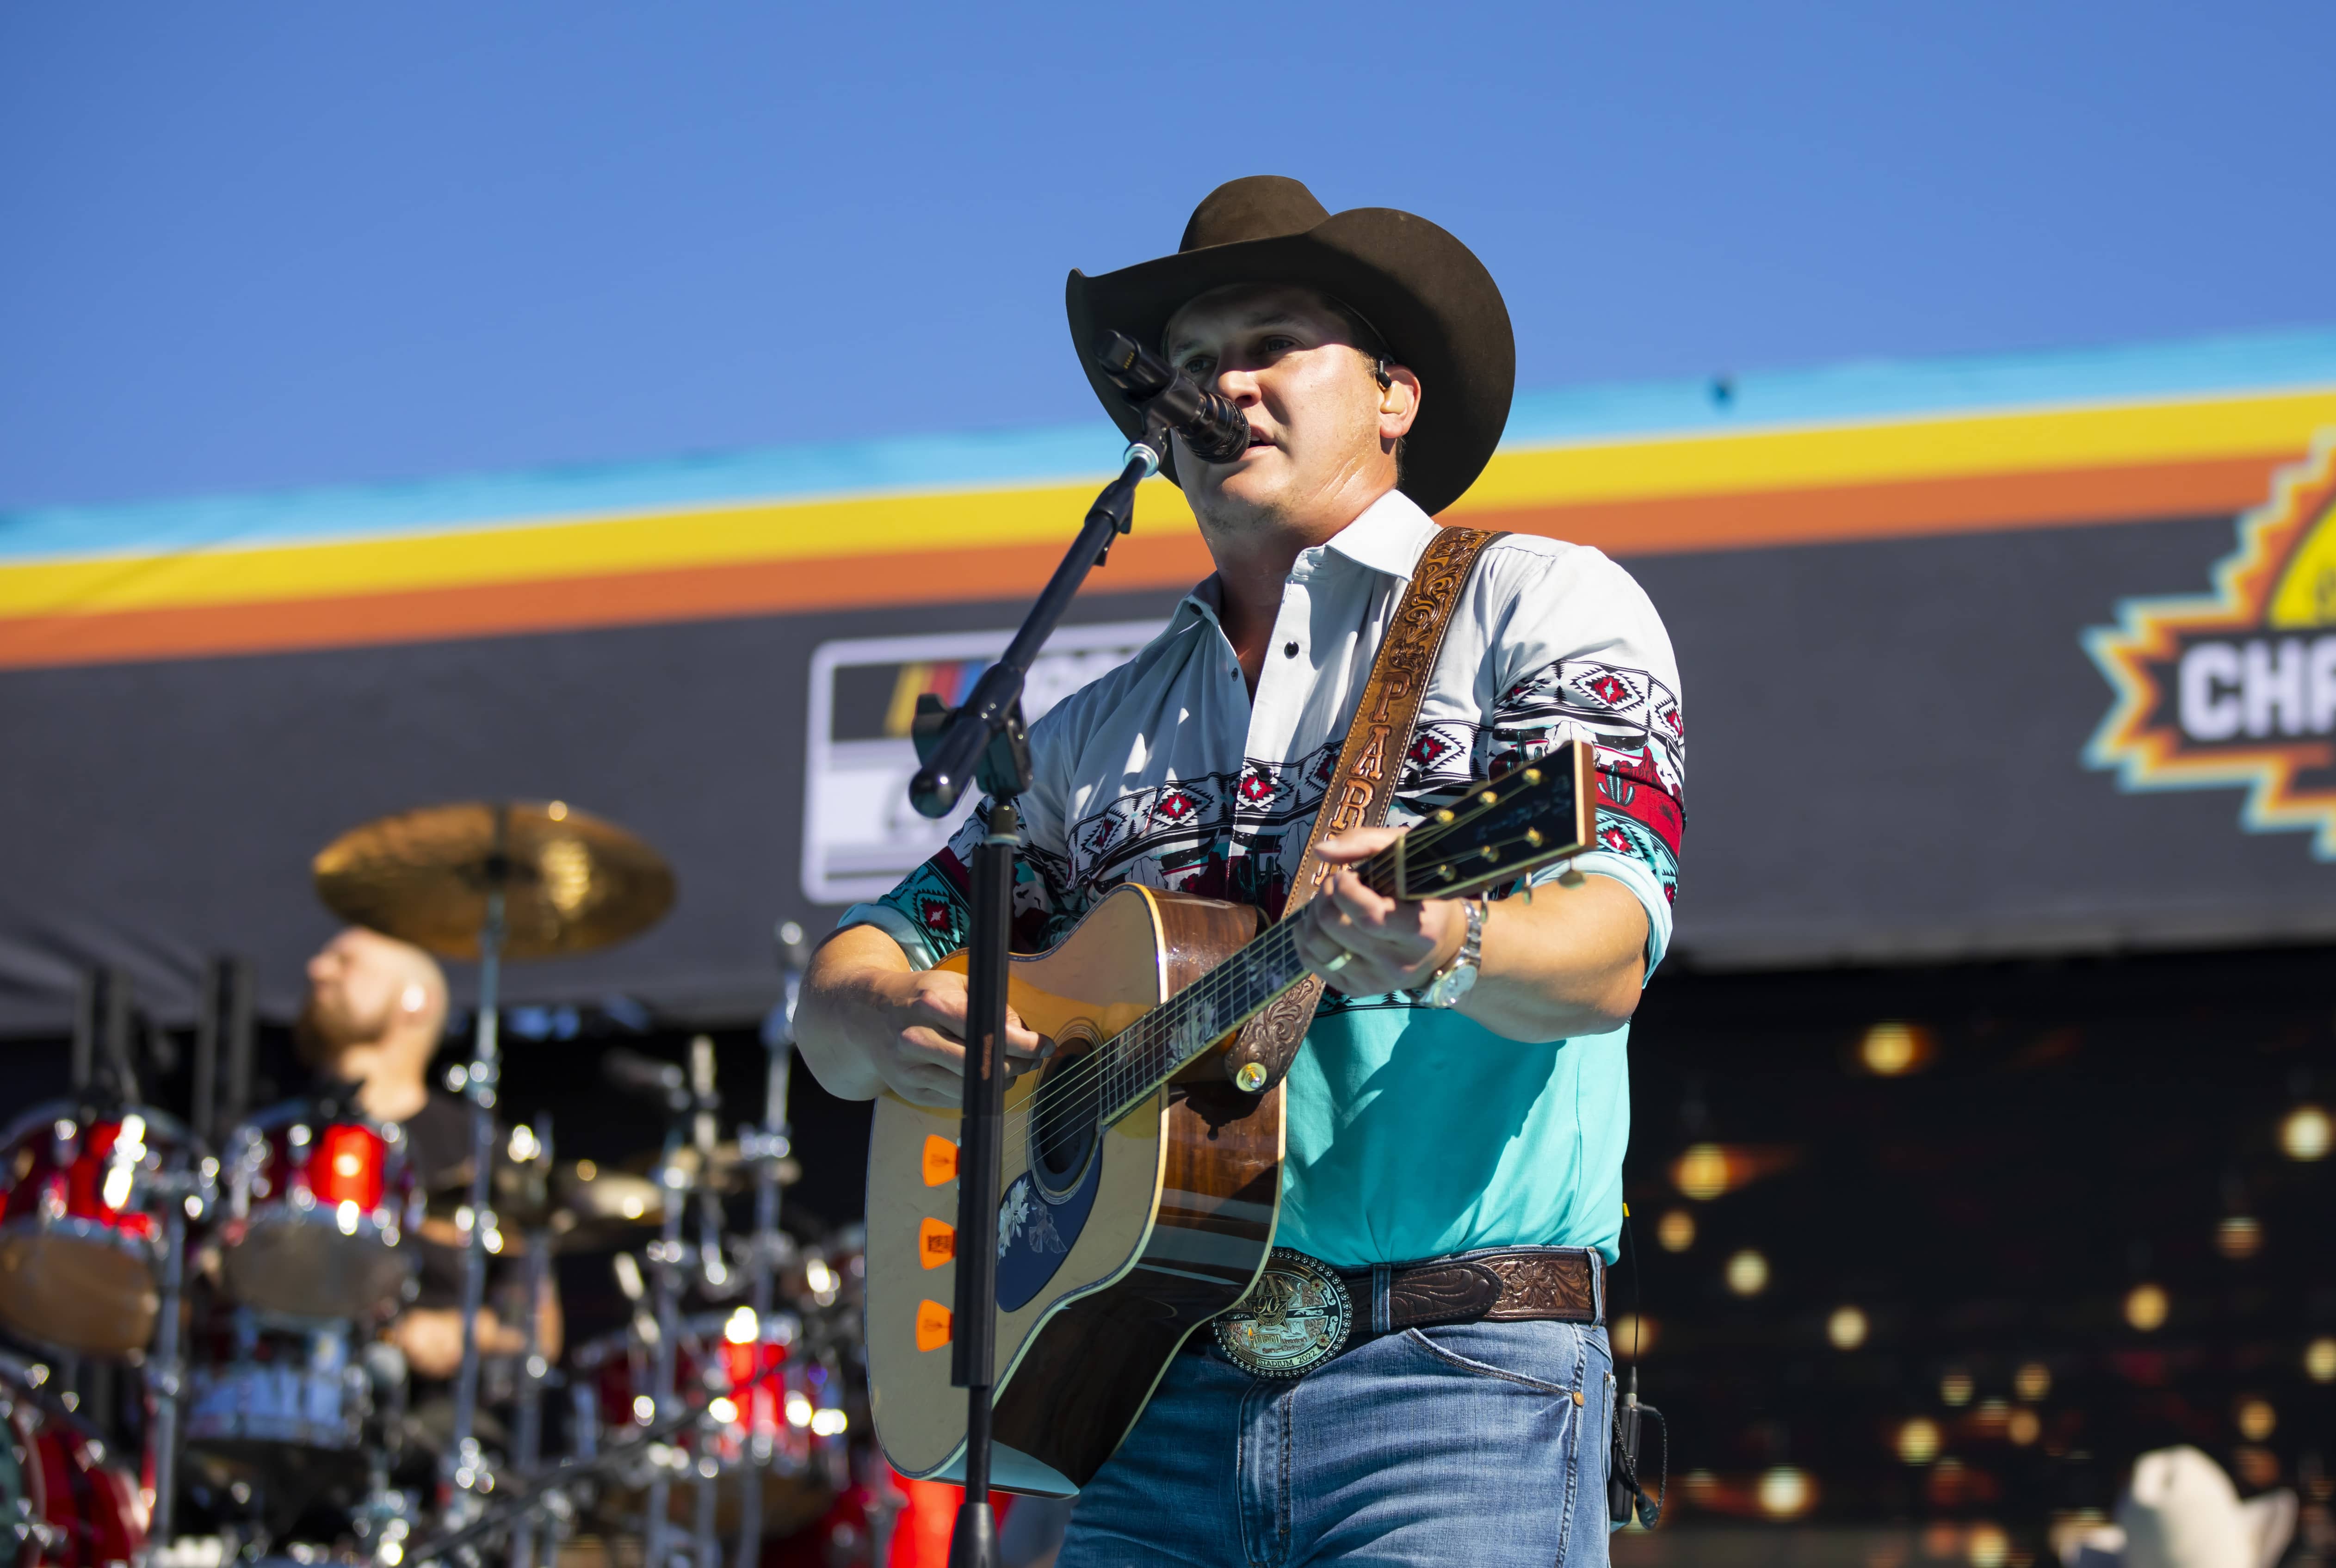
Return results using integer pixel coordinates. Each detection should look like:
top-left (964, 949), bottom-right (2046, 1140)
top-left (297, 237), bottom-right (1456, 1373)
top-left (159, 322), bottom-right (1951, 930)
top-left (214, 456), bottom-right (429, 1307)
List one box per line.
top-left (991, 772), bottom-right (1575, 1150)
top-left (1001, 827), bottom-right (1414, 1136)
top-left (995, 810), bottom-right (1567, 1154)
top-left (1002, 812), bottom-right (1557, 1148)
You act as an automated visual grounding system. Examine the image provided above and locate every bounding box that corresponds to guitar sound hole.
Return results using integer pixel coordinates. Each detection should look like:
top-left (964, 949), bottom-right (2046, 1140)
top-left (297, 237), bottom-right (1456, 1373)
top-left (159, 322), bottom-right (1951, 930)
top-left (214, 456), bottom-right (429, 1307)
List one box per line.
top-left (1028, 1045), bottom-right (1100, 1203)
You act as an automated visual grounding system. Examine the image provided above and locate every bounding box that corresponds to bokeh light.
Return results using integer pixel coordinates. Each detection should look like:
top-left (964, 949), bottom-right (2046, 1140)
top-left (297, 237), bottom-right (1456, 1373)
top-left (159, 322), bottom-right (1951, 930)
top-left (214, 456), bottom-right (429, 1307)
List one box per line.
top-left (1726, 1249), bottom-right (1770, 1296)
top-left (2124, 1283), bottom-right (2169, 1332)
top-left (2006, 1408), bottom-right (2041, 1446)
top-left (1939, 1369), bottom-right (1974, 1407)
top-left (1675, 1143), bottom-right (1729, 1200)
top-left (1657, 1209), bottom-right (1696, 1252)
top-left (1757, 1467), bottom-right (1815, 1519)
top-left (2280, 1104), bottom-right (2332, 1161)
top-left (1612, 1313), bottom-right (1659, 1358)
top-left (2306, 1337), bottom-right (2336, 1383)
top-left (2014, 1361), bottom-right (2051, 1401)
top-left (2214, 1215), bottom-right (2262, 1259)
top-left (1857, 1021), bottom-right (1935, 1076)
top-left (1966, 1523), bottom-right (2009, 1568)
top-left (1896, 1417), bottom-right (1942, 1464)
top-left (1827, 1304), bottom-right (1869, 1351)
top-left (2234, 1397), bottom-right (2276, 1441)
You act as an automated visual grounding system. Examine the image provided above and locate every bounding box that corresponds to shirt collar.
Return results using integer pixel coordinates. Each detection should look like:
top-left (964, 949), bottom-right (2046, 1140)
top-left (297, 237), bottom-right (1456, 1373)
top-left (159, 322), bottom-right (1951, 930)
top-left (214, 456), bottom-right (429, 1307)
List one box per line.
top-left (1173, 487), bottom-right (1439, 629)
top-left (1320, 488), bottom-right (1439, 580)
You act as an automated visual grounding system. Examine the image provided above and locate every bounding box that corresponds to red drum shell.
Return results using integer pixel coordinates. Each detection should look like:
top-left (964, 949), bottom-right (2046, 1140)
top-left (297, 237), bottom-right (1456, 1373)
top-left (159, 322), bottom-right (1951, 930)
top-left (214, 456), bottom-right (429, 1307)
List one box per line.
top-left (0, 1106), bottom-right (186, 1359)
top-left (0, 1359), bottom-right (146, 1568)
top-left (219, 1105), bottom-right (417, 1322)
top-left (584, 1327), bottom-right (834, 1542)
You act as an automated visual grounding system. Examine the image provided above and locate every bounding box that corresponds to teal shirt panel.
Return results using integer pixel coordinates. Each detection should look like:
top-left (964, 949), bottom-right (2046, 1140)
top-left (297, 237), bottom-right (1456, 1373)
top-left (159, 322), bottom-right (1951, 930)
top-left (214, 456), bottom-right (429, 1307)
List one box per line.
top-left (1277, 1003), bottom-right (1631, 1269)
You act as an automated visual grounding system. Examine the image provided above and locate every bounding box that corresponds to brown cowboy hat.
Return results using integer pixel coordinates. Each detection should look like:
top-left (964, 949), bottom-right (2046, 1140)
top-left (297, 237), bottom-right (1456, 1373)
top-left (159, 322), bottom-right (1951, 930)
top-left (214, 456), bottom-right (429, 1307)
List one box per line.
top-left (1064, 175), bottom-right (1515, 519)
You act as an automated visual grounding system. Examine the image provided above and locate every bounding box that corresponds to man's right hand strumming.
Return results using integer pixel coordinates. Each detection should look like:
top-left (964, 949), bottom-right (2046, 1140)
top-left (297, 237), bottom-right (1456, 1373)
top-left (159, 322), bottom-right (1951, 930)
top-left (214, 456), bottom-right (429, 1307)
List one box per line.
top-left (795, 925), bottom-right (1045, 1106)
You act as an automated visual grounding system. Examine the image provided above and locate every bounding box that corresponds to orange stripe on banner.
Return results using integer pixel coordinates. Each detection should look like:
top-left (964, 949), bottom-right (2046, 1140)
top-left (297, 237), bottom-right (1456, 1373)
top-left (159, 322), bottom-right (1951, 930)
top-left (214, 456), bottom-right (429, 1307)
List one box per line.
top-left (1465, 452), bottom-right (2287, 556)
top-left (0, 451), bottom-right (2294, 670)
top-left (0, 532), bottom-right (1218, 670)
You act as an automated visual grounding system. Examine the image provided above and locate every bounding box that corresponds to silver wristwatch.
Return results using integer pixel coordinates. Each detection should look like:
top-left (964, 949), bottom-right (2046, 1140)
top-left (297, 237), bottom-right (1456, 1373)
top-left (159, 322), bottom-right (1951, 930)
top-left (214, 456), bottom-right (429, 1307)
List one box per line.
top-left (1419, 897), bottom-right (1486, 1009)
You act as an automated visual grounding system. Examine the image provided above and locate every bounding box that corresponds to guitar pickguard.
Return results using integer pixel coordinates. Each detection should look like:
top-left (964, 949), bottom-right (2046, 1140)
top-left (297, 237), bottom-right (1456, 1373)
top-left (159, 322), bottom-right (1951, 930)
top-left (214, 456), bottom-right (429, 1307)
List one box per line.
top-left (995, 1154), bottom-right (1103, 1312)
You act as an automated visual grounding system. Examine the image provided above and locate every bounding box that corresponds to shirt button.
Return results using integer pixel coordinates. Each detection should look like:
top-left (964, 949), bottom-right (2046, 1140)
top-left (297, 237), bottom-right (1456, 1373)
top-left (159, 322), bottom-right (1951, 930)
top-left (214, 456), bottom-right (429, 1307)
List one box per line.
top-left (1283, 642), bottom-right (1299, 658)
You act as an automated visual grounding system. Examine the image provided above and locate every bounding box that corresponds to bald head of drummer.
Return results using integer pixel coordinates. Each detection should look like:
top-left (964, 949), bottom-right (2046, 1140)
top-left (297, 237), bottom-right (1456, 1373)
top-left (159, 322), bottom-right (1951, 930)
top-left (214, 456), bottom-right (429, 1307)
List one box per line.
top-left (300, 926), bottom-right (447, 1123)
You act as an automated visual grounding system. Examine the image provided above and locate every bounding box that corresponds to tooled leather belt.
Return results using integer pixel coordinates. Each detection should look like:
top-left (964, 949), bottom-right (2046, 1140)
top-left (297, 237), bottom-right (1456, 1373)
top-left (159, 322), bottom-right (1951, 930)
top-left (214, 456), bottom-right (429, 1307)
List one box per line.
top-left (1203, 1246), bottom-right (1604, 1378)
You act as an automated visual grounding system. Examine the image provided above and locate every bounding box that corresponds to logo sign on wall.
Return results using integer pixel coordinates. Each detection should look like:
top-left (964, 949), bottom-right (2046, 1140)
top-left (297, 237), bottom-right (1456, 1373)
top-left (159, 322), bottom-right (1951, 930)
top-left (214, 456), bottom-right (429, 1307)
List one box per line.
top-left (801, 620), bottom-right (1168, 905)
top-left (2086, 438), bottom-right (2336, 858)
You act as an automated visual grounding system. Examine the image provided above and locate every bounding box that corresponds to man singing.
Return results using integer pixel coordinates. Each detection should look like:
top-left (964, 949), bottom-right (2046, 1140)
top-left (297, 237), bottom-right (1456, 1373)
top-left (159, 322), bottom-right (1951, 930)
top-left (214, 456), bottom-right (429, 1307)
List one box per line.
top-left (796, 177), bottom-right (1683, 1566)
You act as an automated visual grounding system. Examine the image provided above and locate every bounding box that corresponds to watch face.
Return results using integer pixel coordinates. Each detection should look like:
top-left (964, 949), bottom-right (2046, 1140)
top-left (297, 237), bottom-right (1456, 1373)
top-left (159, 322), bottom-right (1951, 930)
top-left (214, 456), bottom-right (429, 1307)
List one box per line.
top-left (1428, 964), bottom-right (1479, 1008)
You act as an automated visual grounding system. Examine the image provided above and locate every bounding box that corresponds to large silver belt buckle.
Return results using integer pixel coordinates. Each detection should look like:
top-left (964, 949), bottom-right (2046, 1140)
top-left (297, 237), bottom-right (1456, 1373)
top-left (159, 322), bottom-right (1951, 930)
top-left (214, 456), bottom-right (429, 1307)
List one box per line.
top-left (1214, 1248), bottom-right (1353, 1377)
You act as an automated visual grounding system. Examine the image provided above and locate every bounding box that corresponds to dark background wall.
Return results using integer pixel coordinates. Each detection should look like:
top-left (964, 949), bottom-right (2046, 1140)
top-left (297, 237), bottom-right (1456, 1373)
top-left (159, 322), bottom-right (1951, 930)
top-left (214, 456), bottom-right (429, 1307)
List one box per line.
top-left (6, 509), bottom-right (2329, 1041)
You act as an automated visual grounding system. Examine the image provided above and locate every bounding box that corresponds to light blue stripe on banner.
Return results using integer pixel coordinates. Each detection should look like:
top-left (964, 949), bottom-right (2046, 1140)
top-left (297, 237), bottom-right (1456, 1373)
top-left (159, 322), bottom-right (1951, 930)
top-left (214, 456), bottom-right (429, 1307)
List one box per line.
top-left (4, 324), bottom-right (2334, 565)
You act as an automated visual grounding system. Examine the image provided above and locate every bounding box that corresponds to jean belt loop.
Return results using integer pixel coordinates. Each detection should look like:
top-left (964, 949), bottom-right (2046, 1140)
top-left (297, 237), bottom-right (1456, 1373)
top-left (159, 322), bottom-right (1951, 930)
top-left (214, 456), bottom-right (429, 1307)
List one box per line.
top-left (1590, 1251), bottom-right (1606, 1327)
top-left (1371, 1263), bottom-right (1392, 1336)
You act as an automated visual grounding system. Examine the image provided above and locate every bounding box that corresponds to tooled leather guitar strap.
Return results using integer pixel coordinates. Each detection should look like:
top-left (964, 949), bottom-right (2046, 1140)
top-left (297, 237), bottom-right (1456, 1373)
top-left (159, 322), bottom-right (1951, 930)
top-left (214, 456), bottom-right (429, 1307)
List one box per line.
top-left (1221, 524), bottom-right (1508, 1094)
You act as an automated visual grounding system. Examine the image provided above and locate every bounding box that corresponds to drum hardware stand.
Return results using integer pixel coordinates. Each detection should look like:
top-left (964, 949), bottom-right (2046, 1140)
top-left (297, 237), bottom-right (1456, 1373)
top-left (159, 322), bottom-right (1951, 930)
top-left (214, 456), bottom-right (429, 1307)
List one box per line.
top-left (731, 968), bottom-right (797, 1568)
top-left (641, 1048), bottom-right (715, 1568)
top-left (141, 1158), bottom-right (212, 1563)
top-left (507, 1114), bottom-right (555, 1568)
top-left (445, 816), bottom-right (512, 1525)
top-left (408, 1395), bottom-right (712, 1568)
top-left (907, 409), bottom-right (1166, 1568)
top-left (192, 957), bottom-right (255, 1148)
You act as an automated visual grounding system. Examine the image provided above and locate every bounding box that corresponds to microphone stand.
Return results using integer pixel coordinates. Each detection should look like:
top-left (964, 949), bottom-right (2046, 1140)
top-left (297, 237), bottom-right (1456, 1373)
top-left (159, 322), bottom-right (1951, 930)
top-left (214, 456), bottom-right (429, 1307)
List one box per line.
top-left (907, 419), bottom-right (1166, 1568)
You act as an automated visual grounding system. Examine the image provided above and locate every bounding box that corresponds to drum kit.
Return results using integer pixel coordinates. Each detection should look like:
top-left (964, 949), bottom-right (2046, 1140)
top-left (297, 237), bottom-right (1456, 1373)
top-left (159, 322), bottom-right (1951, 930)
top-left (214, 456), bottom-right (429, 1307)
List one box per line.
top-left (0, 803), bottom-right (895, 1568)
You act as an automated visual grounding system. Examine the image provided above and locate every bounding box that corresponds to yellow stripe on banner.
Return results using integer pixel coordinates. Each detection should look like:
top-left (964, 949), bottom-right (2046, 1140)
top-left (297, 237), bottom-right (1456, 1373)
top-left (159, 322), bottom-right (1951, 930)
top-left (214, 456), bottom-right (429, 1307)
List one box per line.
top-left (4, 387), bottom-right (2334, 622)
top-left (0, 480), bottom-right (1204, 620)
top-left (1445, 389), bottom-right (2336, 513)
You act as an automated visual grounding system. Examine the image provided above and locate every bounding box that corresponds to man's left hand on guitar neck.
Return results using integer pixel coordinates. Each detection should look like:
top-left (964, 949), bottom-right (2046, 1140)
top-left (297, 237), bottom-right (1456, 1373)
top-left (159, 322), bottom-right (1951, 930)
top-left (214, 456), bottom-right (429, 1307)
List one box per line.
top-left (1295, 827), bottom-right (1651, 1041)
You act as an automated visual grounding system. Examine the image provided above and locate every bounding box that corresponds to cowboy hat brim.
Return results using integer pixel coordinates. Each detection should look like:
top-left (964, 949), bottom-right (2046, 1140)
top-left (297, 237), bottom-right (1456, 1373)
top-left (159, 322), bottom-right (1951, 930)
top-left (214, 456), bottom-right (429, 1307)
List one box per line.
top-left (1065, 205), bottom-right (1515, 519)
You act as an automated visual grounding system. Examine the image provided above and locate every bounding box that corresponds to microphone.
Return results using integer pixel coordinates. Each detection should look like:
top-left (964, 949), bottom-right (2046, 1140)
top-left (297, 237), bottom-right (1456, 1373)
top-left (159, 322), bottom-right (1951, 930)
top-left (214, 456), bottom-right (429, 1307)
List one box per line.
top-left (1094, 332), bottom-right (1252, 463)
top-left (602, 1047), bottom-right (687, 1109)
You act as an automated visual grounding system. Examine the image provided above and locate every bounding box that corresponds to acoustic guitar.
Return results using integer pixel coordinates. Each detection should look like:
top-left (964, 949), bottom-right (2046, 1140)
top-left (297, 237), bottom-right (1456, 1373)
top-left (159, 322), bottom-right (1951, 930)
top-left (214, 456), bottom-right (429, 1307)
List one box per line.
top-left (863, 740), bottom-right (1600, 1496)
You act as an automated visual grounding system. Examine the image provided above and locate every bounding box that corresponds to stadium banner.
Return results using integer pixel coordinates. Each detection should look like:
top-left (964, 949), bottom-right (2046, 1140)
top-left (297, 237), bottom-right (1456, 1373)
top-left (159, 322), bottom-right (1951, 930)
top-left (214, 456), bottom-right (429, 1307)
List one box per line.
top-left (3, 328), bottom-right (2332, 1030)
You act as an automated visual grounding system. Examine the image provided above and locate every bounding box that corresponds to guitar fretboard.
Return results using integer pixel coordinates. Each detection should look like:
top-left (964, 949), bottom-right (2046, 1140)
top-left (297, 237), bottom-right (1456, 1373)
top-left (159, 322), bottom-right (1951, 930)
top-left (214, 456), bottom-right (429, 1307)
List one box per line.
top-left (1085, 852), bottom-right (1401, 1126)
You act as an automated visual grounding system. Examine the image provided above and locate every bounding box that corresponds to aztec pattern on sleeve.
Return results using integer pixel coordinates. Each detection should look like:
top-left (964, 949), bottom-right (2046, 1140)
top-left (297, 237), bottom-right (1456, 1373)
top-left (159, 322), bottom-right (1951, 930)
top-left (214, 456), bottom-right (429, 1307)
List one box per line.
top-left (871, 654), bottom-right (1684, 970)
top-left (871, 800), bottom-right (1081, 958)
top-left (870, 741), bottom-right (1347, 959)
top-left (1393, 657), bottom-right (1685, 905)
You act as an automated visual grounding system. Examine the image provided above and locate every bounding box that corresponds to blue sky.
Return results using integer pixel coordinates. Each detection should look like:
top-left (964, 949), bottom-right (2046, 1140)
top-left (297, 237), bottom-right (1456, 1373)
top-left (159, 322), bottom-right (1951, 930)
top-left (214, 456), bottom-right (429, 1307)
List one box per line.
top-left (2, 2), bottom-right (2328, 510)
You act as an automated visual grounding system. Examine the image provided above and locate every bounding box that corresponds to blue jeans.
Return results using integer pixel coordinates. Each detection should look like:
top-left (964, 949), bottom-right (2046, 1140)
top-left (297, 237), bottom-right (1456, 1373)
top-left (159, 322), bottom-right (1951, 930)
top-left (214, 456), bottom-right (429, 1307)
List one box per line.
top-left (1055, 1316), bottom-right (1614, 1567)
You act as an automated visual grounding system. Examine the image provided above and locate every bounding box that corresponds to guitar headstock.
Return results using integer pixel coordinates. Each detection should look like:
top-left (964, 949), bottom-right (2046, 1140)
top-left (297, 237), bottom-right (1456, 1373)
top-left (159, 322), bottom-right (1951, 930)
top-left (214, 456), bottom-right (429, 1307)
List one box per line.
top-left (1393, 739), bottom-right (1599, 899)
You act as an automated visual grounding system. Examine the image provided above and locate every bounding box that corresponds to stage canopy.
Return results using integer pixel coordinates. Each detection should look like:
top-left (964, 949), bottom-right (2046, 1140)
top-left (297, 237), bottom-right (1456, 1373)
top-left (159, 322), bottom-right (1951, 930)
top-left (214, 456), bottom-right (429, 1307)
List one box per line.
top-left (5, 328), bottom-right (2335, 1032)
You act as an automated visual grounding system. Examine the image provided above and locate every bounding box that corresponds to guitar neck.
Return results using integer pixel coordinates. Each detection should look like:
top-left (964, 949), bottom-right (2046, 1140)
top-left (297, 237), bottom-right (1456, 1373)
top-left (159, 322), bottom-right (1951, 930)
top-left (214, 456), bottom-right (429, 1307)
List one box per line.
top-left (1084, 742), bottom-right (1594, 1127)
top-left (1091, 850), bottom-right (1402, 1126)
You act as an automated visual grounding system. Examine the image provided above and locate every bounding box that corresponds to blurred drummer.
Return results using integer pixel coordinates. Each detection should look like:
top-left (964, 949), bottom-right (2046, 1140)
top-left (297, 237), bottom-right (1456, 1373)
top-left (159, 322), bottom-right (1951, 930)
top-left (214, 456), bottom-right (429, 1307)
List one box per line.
top-left (299, 926), bottom-right (562, 1379)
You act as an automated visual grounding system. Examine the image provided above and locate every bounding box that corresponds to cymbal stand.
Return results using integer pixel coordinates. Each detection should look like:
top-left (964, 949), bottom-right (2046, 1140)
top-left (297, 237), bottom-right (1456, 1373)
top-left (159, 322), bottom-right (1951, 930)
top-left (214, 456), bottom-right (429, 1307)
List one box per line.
top-left (642, 1076), bottom-right (698, 1568)
top-left (446, 834), bottom-right (511, 1525)
top-left (508, 1114), bottom-right (554, 1568)
top-left (732, 978), bottom-right (797, 1568)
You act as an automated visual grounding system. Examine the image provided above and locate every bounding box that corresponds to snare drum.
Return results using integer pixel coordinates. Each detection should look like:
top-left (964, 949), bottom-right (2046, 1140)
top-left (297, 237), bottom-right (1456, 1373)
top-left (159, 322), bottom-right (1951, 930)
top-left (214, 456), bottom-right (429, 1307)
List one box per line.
top-left (0, 1103), bottom-right (192, 1358)
top-left (219, 1102), bottom-right (418, 1321)
top-left (0, 1355), bottom-right (146, 1568)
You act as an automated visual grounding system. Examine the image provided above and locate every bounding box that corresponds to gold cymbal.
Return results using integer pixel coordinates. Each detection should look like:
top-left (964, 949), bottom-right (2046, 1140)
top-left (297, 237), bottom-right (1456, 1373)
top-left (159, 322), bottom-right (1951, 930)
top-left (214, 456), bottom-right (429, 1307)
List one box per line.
top-left (313, 800), bottom-right (674, 961)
